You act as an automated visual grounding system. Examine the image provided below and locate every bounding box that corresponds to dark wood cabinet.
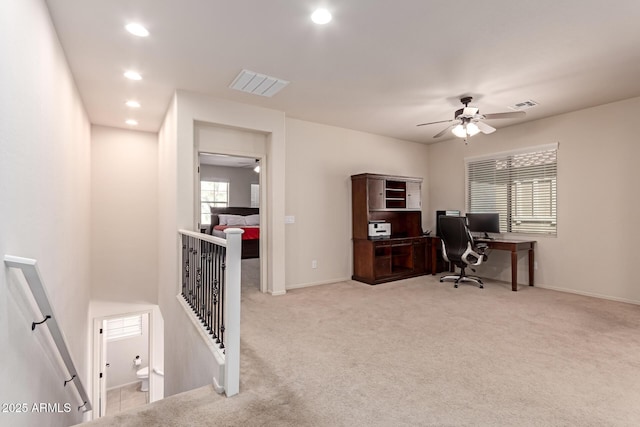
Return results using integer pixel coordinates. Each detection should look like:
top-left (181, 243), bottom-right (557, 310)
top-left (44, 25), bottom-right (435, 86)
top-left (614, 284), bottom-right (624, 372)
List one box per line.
top-left (351, 173), bottom-right (428, 285)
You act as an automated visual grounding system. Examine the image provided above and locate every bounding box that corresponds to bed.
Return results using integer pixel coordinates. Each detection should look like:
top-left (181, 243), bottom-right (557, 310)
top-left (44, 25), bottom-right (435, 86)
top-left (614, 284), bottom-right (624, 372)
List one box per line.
top-left (207, 207), bottom-right (260, 259)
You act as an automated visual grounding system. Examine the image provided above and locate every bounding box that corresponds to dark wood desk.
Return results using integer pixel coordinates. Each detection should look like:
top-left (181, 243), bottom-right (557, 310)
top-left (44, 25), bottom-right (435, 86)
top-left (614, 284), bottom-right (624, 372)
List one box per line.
top-left (428, 236), bottom-right (536, 292)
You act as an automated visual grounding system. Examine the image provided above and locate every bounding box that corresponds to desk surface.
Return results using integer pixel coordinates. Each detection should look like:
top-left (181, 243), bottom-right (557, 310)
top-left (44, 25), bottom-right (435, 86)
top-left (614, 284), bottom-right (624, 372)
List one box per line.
top-left (428, 236), bottom-right (536, 291)
top-left (475, 238), bottom-right (535, 244)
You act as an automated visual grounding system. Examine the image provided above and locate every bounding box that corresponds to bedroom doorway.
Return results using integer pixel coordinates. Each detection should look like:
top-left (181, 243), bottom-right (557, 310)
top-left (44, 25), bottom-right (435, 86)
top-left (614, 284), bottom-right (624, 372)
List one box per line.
top-left (198, 152), bottom-right (265, 293)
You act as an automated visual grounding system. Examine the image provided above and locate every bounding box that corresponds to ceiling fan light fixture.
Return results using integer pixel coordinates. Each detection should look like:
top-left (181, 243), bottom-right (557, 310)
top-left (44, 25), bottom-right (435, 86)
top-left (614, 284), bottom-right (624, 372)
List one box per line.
top-left (452, 124), bottom-right (467, 138)
top-left (466, 122), bottom-right (480, 136)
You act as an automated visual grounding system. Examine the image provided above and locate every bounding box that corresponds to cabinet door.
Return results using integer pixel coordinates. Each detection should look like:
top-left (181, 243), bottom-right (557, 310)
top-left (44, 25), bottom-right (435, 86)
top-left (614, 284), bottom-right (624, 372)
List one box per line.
top-left (367, 178), bottom-right (385, 210)
top-left (406, 181), bottom-right (421, 210)
top-left (412, 239), bottom-right (426, 273)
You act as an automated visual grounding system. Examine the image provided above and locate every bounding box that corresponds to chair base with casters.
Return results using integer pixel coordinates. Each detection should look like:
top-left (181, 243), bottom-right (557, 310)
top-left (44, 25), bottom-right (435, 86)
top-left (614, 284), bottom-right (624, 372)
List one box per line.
top-left (440, 266), bottom-right (484, 289)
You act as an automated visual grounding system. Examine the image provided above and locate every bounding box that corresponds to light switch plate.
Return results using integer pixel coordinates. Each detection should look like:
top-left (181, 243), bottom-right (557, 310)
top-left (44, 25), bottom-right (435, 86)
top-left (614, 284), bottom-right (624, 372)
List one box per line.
top-left (284, 215), bottom-right (295, 224)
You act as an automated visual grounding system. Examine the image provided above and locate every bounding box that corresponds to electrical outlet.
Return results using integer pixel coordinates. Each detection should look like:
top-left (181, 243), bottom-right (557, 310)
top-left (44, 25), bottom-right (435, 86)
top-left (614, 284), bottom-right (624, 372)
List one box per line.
top-left (311, 260), bottom-right (317, 269)
top-left (284, 215), bottom-right (295, 224)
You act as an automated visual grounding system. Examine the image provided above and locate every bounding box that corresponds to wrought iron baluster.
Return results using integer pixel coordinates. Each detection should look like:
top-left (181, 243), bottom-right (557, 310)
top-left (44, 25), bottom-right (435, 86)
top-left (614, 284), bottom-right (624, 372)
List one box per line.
top-left (206, 243), bottom-right (213, 335)
top-left (179, 232), bottom-right (229, 352)
top-left (213, 244), bottom-right (220, 341)
top-left (189, 237), bottom-right (196, 309)
top-left (220, 259), bottom-right (226, 349)
top-left (181, 235), bottom-right (188, 298)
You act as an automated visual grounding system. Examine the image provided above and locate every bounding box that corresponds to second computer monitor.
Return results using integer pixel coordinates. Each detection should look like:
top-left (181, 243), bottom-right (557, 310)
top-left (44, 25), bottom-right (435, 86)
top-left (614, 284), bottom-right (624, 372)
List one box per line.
top-left (466, 212), bottom-right (500, 239)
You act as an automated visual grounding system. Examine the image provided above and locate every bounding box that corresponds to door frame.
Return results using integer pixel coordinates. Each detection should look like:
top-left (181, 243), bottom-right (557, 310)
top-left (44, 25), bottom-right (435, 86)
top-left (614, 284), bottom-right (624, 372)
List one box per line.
top-left (196, 151), bottom-right (268, 293)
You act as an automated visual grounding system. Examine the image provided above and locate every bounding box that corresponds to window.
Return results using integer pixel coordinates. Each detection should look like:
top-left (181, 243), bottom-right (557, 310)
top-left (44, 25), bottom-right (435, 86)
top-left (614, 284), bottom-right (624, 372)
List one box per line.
top-left (106, 315), bottom-right (142, 341)
top-left (250, 184), bottom-right (260, 208)
top-left (201, 181), bottom-right (229, 225)
top-left (465, 143), bottom-right (557, 235)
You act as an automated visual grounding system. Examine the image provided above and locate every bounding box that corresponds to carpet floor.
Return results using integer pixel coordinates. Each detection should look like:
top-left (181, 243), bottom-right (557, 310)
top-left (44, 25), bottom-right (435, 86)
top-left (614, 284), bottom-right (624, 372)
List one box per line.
top-left (85, 260), bottom-right (640, 426)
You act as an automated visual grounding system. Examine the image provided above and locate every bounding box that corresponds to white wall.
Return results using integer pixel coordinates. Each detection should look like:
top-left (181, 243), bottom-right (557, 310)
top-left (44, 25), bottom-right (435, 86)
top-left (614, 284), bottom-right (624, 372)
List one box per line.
top-left (90, 126), bottom-right (158, 303)
top-left (427, 96), bottom-right (640, 303)
top-left (285, 118), bottom-right (431, 288)
top-left (200, 164), bottom-right (259, 208)
top-left (157, 91), bottom-right (286, 397)
top-left (106, 313), bottom-right (149, 389)
top-left (0, 0), bottom-right (91, 425)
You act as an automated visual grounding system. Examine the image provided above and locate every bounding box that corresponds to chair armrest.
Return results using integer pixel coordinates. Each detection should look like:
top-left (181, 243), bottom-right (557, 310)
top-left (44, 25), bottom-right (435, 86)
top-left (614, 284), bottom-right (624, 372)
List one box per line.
top-left (465, 244), bottom-right (488, 266)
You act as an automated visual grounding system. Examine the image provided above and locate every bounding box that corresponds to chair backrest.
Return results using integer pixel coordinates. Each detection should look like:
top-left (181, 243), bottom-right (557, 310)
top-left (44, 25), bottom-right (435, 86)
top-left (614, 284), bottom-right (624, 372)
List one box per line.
top-left (438, 216), bottom-right (473, 263)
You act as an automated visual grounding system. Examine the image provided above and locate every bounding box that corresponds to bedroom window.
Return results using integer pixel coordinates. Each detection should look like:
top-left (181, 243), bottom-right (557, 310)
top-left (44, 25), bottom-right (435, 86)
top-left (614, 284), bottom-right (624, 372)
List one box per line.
top-left (201, 180), bottom-right (229, 225)
top-left (465, 143), bottom-right (558, 236)
top-left (250, 184), bottom-right (260, 208)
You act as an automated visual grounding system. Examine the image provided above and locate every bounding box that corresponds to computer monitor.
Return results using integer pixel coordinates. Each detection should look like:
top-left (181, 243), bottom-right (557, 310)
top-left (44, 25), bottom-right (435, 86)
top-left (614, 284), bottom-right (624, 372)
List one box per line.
top-left (466, 212), bottom-right (500, 239)
top-left (436, 210), bottom-right (461, 237)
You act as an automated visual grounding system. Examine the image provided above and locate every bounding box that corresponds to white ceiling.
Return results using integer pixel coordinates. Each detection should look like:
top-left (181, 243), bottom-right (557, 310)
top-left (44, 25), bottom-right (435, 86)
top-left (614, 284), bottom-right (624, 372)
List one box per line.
top-left (45, 0), bottom-right (640, 144)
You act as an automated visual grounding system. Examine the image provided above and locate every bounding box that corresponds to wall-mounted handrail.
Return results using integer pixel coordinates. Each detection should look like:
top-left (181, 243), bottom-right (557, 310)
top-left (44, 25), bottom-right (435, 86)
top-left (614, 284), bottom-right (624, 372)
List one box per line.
top-left (4, 255), bottom-right (92, 412)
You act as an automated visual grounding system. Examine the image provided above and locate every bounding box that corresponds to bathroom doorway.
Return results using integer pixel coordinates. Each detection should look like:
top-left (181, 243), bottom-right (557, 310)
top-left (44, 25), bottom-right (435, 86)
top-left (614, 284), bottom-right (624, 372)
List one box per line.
top-left (93, 309), bottom-right (160, 419)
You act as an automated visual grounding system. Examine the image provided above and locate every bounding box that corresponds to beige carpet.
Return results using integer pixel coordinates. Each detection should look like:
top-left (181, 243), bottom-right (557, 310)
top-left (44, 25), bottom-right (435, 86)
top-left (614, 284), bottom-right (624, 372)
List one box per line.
top-left (85, 261), bottom-right (640, 426)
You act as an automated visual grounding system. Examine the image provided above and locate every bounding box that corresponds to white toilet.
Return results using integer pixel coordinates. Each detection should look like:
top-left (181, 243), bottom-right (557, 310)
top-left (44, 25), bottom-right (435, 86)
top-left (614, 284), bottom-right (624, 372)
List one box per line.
top-left (136, 366), bottom-right (149, 392)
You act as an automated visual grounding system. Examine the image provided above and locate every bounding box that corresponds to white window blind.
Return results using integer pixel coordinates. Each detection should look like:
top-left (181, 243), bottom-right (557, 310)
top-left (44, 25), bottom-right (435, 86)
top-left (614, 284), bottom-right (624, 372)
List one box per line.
top-left (465, 144), bottom-right (558, 235)
top-left (250, 184), bottom-right (260, 208)
top-left (106, 315), bottom-right (142, 341)
top-left (200, 181), bottom-right (229, 225)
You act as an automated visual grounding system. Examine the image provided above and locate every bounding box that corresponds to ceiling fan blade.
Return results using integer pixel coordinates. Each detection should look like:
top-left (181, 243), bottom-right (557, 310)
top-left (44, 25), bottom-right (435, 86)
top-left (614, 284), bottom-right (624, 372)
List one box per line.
top-left (462, 107), bottom-right (479, 116)
top-left (475, 121), bottom-right (496, 134)
top-left (433, 124), bottom-right (456, 138)
top-left (482, 111), bottom-right (526, 120)
top-left (416, 119), bottom-right (454, 127)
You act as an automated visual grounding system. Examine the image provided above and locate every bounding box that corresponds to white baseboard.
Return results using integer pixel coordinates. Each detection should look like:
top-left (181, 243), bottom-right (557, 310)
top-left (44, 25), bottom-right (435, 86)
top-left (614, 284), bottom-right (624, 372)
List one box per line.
top-left (107, 380), bottom-right (141, 391)
top-left (286, 277), bottom-right (350, 291)
top-left (535, 284), bottom-right (640, 305)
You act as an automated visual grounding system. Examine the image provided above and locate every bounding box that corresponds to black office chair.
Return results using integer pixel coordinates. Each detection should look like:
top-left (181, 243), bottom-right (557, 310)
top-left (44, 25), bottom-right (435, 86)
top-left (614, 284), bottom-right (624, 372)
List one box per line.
top-left (438, 216), bottom-right (488, 289)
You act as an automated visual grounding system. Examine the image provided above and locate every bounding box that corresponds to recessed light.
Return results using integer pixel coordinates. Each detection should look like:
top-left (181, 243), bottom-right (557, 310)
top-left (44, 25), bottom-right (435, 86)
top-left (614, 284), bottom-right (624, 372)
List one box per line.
top-left (124, 70), bottom-right (142, 80)
top-left (125, 100), bottom-right (141, 108)
top-left (125, 119), bottom-right (138, 126)
top-left (125, 23), bottom-right (149, 37)
top-left (311, 8), bottom-right (332, 24)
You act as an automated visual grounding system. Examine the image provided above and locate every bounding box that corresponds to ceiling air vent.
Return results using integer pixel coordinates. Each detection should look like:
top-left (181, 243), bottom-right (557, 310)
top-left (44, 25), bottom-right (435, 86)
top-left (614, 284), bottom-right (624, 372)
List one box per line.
top-left (509, 100), bottom-right (539, 111)
top-left (229, 69), bottom-right (289, 97)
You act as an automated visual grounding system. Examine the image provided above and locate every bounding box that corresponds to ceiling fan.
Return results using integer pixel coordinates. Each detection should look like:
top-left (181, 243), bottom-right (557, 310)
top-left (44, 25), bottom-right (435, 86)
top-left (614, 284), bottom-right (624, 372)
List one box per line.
top-left (417, 96), bottom-right (526, 139)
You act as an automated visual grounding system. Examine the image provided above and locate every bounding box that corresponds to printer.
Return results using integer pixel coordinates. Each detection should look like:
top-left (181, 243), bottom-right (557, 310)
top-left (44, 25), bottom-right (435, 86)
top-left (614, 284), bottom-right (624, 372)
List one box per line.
top-left (368, 221), bottom-right (391, 238)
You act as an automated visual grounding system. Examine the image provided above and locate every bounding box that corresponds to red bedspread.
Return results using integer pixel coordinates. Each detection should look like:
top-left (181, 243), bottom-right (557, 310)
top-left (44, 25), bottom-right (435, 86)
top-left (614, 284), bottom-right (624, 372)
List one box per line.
top-left (213, 225), bottom-right (260, 240)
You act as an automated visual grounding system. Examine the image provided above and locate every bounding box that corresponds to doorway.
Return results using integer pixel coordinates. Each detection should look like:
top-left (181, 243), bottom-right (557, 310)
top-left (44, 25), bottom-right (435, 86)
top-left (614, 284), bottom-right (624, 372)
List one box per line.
top-left (195, 121), bottom-right (269, 294)
top-left (93, 310), bottom-right (157, 419)
top-left (198, 153), bottom-right (263, 293)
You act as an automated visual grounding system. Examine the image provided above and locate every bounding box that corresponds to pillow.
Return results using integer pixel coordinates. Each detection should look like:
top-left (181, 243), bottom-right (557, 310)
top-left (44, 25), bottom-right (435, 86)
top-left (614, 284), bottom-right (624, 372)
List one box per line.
top-left (245, 214), bottom-right (260, 226)
top-left (217, 214), bottom-right (230, 226)
top-left (225, 215), bottom-right (247, 226)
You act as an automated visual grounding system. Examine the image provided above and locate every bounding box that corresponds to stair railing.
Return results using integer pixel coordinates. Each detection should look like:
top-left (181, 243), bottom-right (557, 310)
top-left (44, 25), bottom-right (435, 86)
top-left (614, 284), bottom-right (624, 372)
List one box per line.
top-left (178, 228), bottom-right (243, 397)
